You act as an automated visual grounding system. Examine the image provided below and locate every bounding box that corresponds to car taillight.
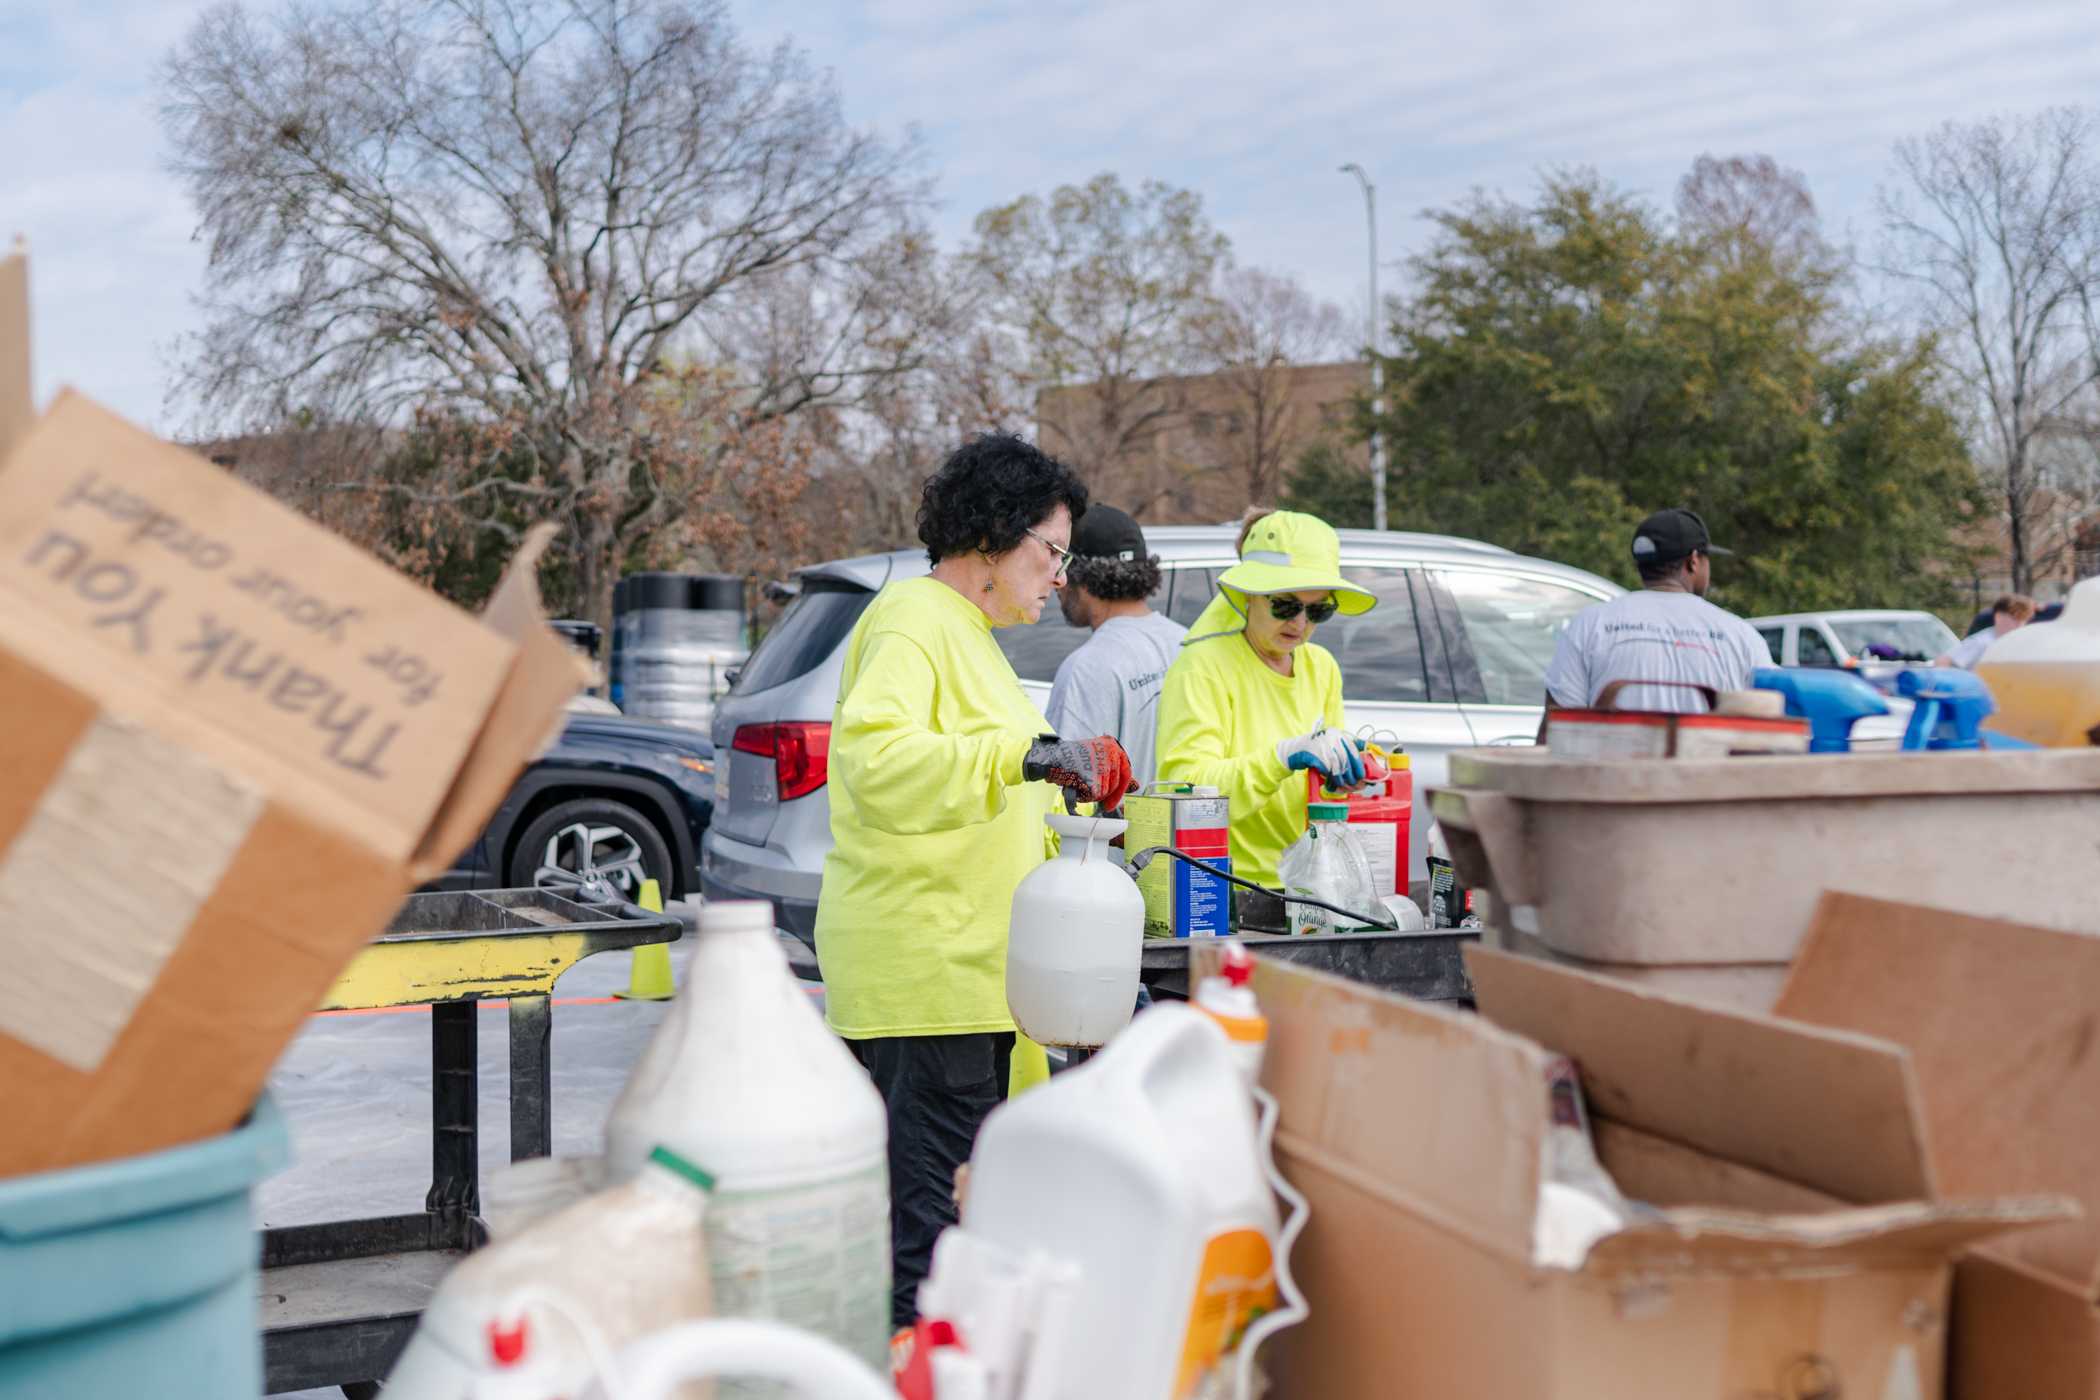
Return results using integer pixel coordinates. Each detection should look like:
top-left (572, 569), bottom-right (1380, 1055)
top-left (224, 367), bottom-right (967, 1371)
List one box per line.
top-left (731, 722), bottom-right (831, 801)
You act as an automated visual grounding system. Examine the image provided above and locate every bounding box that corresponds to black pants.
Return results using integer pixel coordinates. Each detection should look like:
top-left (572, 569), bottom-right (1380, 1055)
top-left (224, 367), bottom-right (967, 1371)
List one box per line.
top-left (850, 1031), bottom-right (1014, 1330)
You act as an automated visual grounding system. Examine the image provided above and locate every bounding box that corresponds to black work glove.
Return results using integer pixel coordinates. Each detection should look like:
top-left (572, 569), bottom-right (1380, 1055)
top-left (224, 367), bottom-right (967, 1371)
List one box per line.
top-left (1023, 734), bottom-right (1135, 808)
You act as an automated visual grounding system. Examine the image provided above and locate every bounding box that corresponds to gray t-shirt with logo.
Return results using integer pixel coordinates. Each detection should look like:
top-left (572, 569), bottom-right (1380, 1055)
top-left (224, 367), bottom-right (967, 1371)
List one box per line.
top-left (1543, 590), bottom-right (1774, 713)
top-left (1044, 611), bottom-right (1189, 787)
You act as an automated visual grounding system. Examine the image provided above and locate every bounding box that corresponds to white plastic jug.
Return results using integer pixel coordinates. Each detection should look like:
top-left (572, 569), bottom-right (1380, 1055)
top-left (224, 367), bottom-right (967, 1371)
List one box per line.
top-left (1976, 577), bottom-right (2100, 746)
top-left (958, 1003), bottom-right (1280, 1400)
top-left (383, 1145), bottom-right (716, 1399)
top-left (1007, 813), bottom-right (1145, 1049)
top-left (603, 898), bottom-right (891, 1380)
top-left (1277, 802), bottom-right (1381, 936)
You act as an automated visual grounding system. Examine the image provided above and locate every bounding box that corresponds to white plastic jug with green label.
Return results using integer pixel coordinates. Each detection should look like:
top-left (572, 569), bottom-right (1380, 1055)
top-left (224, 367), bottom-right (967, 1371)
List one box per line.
top-left (1277, 802), bottom-right (1382, 936)
top-left (604, 899), bottom-right (891, 1386)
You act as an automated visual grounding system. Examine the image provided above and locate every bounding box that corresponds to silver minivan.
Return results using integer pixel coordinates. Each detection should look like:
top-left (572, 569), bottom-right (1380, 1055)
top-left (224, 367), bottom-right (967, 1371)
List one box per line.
top-left (701, 526), bottom-right (1623, 944)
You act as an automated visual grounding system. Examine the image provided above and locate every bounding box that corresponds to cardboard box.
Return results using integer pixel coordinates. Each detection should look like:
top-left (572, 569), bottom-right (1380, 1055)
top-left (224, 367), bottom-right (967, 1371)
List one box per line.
top-left (0, 245), bottom-right (586, 1175)
top-left (1774, 893), bottom-right (2100, 1398)
top-left (1217, 942), bottom-right (2069, 1399)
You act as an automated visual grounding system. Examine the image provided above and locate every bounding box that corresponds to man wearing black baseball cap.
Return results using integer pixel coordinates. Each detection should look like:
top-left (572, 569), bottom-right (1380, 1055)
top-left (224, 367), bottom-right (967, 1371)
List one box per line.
top-left (1541, 508), bottom-right (1772, 721)
top-left (1045, 503), bottom-right (1187, 787)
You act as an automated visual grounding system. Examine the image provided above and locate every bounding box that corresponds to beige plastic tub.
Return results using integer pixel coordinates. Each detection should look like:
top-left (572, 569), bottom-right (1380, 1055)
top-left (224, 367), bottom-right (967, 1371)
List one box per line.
top-left (1433, 747), bottom-right (2100, 1010)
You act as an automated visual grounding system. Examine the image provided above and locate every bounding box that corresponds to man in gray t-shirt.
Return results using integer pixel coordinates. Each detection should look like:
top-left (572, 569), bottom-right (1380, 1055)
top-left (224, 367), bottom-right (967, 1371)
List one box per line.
top-left (1045, 504), bottom-right (1186, 789)
top-left (1543, 508), bottom-right (1773, 720)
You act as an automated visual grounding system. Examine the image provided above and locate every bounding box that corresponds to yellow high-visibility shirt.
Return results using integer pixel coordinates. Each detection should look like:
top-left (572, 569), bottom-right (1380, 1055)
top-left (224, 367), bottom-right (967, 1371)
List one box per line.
top-left (1156, 632), bottom-right (1347, 890)
top-left (816, 576), bottom-right (1056, 1039)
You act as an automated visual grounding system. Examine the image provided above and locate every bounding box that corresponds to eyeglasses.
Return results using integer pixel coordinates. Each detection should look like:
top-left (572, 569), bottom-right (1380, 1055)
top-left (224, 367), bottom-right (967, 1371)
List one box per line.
top-left (1268, 596), bottom-right (1339, 624)
top-left (1026, 527), bottom-right (1073, 577)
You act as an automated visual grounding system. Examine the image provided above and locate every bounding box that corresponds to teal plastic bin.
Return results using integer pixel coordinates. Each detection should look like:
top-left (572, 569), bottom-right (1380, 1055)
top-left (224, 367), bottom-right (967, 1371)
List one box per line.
top-left (0, 1095), bottom-right (288, 1397)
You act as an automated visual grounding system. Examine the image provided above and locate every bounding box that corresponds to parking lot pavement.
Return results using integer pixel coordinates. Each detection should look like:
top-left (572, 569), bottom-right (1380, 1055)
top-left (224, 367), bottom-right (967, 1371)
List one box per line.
top-left (261, 909), bottom-right (822, 1398)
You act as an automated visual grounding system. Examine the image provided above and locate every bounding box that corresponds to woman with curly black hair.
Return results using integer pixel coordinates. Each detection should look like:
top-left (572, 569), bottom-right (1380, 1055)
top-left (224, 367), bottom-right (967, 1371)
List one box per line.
top-left (815, 431), bottom-right (1135, 1329)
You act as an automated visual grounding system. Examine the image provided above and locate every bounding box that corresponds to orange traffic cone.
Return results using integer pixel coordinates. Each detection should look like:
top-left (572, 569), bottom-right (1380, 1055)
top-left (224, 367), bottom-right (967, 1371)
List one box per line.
top-left (613, 878), bottom-right (676, 1001)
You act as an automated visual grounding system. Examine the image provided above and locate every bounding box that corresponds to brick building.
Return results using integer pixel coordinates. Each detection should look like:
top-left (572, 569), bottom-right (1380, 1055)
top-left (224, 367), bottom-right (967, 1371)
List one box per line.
top-left (1036, 360), bottom-right (1369, 522)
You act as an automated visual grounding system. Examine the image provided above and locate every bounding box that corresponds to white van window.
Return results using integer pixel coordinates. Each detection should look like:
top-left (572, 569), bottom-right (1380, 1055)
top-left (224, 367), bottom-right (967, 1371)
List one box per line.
top-left (1329, 567), bottom-right (1431, 703)
top-left (1797, 627), bottom-right (1838, 667)
top-left (1437, 570), bottom-right (1598, 706)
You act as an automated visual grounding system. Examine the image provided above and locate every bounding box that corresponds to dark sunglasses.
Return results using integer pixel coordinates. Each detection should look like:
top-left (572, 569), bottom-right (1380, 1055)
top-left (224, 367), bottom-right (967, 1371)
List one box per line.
top-left (1268, 596), bottom-right (1339, 624)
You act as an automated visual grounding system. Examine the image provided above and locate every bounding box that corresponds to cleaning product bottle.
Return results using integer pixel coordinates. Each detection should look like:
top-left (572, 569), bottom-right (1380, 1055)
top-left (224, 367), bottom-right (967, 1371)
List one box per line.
top-left (1277, 802), bottom-right (1381, 936)
top-left (383, 1145), bottom-right (717, 1399)
top-left (1426, 821), bottom-right (1483, 931)
top-left (1007, 813), bottom-right (1146, 1048)
top-left (1976, 576), bottom-right (2100, 746)
top-left (954, 1004), bottom-right (1281, 1400)
top-left (1192, 943), bottom-right (1268, 1087)
top-left (603, 898), bottom-right (891, 1383)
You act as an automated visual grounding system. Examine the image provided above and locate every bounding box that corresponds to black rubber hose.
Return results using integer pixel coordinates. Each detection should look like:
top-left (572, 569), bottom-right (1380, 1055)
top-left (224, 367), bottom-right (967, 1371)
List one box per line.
top-left (1127, 845), bottom-right (1398, 932)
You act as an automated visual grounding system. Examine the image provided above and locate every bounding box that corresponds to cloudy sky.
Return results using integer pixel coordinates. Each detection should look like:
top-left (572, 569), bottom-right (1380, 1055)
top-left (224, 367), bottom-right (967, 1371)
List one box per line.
top-left (4, 0), bottom-right (2097, 431)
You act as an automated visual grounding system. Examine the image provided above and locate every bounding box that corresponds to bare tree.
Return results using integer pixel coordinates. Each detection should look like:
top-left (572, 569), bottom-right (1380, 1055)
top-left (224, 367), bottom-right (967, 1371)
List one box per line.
top-left (1678, 153), bottom-right (1839, 283)
top-left (964, 173), bottom-right (1229, 509)
top-left (162, 0), bottom-right (929, 628)
top-left (1878, 108), bottom-right (2100, 592)
top-left (1190, 266), bottom-right (1352, 507)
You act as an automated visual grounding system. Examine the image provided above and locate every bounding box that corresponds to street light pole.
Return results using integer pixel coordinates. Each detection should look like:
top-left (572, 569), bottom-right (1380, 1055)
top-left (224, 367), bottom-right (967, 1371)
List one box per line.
top-left (1339, 163), bottom-right (1385, 532)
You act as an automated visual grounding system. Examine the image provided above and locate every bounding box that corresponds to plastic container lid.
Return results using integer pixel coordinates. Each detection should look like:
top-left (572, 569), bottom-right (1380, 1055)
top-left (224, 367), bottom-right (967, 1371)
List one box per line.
top-left (1192, 785), bottom-right (1220, 797)
top-left (1308, 801), bottom-right (1350, 821)
top-left (702, 899), bottom-right (774, 937)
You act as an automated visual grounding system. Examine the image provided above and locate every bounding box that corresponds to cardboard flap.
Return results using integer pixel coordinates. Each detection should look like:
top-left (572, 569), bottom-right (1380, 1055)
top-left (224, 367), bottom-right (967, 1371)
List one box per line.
top-left (411, 522), bottom-right (589, 879)
top-left (1467, 947), bottom-right (1935, 1205)
top-left (1776, 893), bottom-right (2100, 1292)
top-left (1581, 1196), bottom-right (2078, 1277)
top-left (0, 393), bottom-right (519, 860)
top-left (1245, 950), bottom-right (1555, 1262)
top-left (0, 240), bottom-right (29, 464)
top-left (1952, 1251), bottom-right (2100, 1400)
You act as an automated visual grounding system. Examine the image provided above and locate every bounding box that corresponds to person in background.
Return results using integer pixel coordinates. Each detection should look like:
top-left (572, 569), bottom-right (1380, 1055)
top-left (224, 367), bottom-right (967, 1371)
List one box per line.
top-left (1542, 508), bottom-right (1771, 725)
top-left (815, 433), bottom-right (1134, 1328)
top-left (1044, 504), bottom-right (1187, 791)
top-left (1940, 593), bottom-right (2035, 669)
top-left (1156, 511), bottom-right (1376, 931)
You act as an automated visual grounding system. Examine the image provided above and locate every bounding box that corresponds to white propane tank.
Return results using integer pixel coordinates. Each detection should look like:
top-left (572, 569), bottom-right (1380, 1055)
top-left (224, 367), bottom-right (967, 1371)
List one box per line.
top-left (1006, 813), bottom-right (1145, 1049)
top-left (959, 1004), bottom-right (1281, 1400)
top-left (603, 899), bottom-right (891, 1382)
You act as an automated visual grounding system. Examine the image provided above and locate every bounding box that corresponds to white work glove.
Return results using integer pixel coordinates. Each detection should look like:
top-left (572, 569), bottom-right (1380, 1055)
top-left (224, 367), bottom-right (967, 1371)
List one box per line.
top-left (1275, 726), bottom-right (1366, 787)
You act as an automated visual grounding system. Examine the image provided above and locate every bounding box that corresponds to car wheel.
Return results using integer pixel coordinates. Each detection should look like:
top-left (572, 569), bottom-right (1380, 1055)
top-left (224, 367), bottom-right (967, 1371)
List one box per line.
top-left (507, 797), bottom-right (676, 903)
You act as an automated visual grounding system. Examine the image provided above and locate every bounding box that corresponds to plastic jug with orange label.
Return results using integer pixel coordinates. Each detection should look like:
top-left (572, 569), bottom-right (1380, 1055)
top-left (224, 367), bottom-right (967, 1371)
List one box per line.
top-left (943, 1004), bottom-right (1280, 1400)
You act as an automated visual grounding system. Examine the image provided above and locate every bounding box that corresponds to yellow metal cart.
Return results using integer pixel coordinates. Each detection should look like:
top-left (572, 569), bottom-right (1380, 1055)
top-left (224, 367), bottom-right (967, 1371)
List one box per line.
top-left (257, 889), bottom-right (681, 1397)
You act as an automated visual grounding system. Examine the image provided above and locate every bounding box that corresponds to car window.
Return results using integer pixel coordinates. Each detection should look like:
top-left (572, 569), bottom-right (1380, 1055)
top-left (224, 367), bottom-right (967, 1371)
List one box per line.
top-left (728, 583), bottom-right (872, 695)
top-left (1436, 570), bottom-right (1601, 706)
top-left (1756, 626), bottom-right (1785, 661)
top-left (1327, 567), bottom-right (1432, 702)
top-left (1165, 567), bottom-right (1225, 630)
top-left (1797, 626), bottom-right (1838, 667)
top-left (995, 572), bottom-right (1175, 683)
top-left (1828, 616), bottom-right (1956, 663)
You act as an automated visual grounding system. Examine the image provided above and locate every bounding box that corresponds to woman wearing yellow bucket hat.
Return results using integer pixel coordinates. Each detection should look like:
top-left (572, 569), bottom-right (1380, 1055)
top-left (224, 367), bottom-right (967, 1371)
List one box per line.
top-left (1156, 511), bottom-right (1376, 929)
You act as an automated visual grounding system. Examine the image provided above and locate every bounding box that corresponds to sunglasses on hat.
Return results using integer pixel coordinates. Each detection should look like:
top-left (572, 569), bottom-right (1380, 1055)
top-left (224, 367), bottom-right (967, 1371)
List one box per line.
top-left (1268, 596), bottom-right (1339, 624)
